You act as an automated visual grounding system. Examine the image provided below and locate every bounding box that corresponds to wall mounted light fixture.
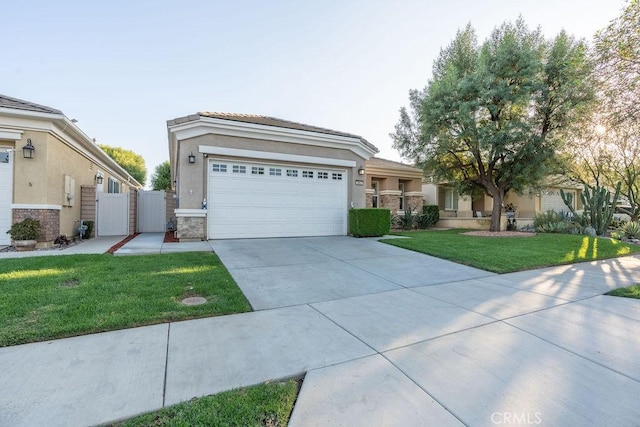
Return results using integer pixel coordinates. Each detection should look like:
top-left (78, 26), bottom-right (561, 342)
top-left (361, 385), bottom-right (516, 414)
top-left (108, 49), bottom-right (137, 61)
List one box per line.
top-left (95, 172), bottom-right (104, 184)
top-left (22, 139), bottom-right (35, 159)
top-left (188, 152), bottom-right (196, 164)
top-left (358, 165), bottom-right (365, 176)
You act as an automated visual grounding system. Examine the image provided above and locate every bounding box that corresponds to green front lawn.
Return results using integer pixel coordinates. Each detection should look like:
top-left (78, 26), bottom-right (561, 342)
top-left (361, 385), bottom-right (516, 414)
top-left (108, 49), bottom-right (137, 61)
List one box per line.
top-left (0, 252), bottom-right (251, 347)
top-left (606, 285), bottom-right (640, 299)
top-left (115, 380), bottom-right (300, 427)
top-left (382, 229), bottom-right (640, 273)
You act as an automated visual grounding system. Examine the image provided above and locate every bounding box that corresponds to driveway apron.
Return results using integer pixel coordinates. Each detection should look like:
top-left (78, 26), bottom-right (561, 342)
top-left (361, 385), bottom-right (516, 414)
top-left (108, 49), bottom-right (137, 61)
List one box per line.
top-left (210, 236), bottom-right (494, 310)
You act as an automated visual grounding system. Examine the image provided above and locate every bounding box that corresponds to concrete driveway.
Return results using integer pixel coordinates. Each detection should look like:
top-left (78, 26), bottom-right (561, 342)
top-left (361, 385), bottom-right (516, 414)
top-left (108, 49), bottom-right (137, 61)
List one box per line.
top-left (211, 236), bottom-right (496, 309)
top-left (2, 237), bottom-right (640, 426)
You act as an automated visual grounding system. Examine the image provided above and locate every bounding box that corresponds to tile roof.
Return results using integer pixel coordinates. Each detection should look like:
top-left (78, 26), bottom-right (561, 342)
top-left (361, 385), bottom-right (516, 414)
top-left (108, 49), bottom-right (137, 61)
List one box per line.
top-left (168, 112), bottom-right (378, 153)
top-left (0, 94), bottom-right (63, 115)
top-left (366, 156), bottom-right (422, 172)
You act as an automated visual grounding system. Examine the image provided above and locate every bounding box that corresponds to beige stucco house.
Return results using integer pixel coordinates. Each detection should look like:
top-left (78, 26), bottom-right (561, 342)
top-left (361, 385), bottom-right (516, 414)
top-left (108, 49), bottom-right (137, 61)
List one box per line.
top-left (0, 94), bottom-right (142, 247)
top-left (167, 112), bottom-right (378, 240)
top-left (422, 175), bottom-right (584, 229)
top-left (365, 157), bottom-right (423, 212)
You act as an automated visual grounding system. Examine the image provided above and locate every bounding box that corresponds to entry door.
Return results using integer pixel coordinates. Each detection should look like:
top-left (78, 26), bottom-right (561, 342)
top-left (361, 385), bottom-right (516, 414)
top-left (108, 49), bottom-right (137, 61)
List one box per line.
top-left (0, 148), bottom-right (13, 245)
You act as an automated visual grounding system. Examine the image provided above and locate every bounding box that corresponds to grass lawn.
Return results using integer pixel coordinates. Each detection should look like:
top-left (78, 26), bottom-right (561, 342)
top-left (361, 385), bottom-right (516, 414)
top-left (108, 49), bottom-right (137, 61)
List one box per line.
top-left (382, 229), bottom-right (640, 273)
top-left (0, 252), bottom-right (251, 347)
top-left (114, 380), bottom-right (300, 427)
top-left (606, 285), bottom-right (640, 299)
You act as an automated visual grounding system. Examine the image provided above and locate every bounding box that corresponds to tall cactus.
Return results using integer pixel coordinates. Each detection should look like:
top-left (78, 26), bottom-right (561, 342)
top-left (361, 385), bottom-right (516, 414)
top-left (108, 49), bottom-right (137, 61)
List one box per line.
top-left (561, 182), bottom-right (621, 235)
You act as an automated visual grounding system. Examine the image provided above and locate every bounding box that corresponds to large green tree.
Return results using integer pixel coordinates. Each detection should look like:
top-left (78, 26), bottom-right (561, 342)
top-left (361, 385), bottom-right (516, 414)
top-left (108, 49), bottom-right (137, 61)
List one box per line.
top-left (564, 1), bottom-right (640, 219)
top-left (150, 161), bottom-right (171, 191)
top-left (392, 19), bottom-right (594, 230)
top-left (99, 144), bottom-right (147, 186)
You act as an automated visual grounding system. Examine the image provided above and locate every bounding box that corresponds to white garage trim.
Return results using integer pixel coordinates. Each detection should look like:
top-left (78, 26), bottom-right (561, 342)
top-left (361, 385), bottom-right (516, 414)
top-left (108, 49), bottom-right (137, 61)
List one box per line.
top-left (199, 146), bottom-right (357, 168)
top-left (207, 159), bottom-right (348, 239)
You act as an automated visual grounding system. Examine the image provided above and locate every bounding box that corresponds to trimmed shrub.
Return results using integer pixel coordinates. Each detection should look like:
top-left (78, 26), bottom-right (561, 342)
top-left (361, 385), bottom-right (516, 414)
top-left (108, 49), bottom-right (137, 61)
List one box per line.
top-left (416, 205), bottom-right (439, 229)
top-left (349, 208), bottom-right (391, 237)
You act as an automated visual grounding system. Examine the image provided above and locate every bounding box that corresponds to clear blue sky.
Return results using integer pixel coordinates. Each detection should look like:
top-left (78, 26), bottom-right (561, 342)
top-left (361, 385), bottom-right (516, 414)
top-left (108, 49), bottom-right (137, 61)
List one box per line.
top-left (3, 0), bottom-right (626, 185)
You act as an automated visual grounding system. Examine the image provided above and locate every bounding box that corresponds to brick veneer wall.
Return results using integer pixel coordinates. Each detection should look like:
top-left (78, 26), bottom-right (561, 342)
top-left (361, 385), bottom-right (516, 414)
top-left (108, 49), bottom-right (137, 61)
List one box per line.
top-left (177, 217), bottom-right (205, 241)
top-left (381, 194), bottom-right (400, 212)
top-left (406, 195), bottom-right (423, 211)
top-left (12, 209), bottom-right (59, 244)
top-left (365, 192), bottom-right (373, 208)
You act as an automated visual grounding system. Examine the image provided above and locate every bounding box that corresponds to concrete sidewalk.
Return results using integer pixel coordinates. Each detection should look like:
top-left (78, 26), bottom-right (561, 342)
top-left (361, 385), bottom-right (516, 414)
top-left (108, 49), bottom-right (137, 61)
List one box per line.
top-left (0, 235), bottom-right (126, 258)
top-left (0, 233), bottom-right (214, 258)
top-left (113, 233), bottom-right (214, 255)
top-left (1, 238), bottom-right (640, 426)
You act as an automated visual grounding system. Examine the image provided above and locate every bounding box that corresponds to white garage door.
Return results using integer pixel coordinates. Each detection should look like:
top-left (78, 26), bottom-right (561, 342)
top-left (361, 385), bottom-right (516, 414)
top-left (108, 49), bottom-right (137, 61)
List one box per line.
top-left (208, 159), bottom-right (347, 239)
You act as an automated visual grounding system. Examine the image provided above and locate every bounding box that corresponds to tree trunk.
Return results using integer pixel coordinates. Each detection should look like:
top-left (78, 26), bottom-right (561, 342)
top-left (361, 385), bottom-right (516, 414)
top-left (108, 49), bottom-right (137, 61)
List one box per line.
top-left (490, 192), bottom-right (504, 232)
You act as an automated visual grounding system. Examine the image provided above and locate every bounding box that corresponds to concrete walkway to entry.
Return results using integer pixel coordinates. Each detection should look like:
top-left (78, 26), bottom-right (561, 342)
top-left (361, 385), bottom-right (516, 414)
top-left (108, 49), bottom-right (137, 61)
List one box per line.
top-left (1, 237), bottom-right (640, 426)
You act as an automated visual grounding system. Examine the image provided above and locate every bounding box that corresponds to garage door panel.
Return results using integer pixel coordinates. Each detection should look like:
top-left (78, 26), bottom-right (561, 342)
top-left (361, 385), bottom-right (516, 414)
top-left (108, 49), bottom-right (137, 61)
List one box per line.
top-left (208, 159), bottom-right (347, 239)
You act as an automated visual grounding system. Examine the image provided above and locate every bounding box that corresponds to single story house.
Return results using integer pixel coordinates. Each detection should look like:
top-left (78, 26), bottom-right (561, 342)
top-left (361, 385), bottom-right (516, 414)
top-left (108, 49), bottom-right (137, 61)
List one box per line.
top-left (0, 94), bottom-right (142, 247)
top-left (365, 157), bottom-right (423, 212)
top-left (422, 175), bottom-right (584, 229)
top-left (167, 112), bottom-right (378, 240)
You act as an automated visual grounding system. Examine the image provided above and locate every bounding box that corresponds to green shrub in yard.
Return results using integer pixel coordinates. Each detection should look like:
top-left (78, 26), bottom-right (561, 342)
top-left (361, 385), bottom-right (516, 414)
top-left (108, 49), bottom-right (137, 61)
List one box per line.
top-left (395, 209), bottom-right (416, 230)
top-left (416, 205), bottom-right (439, 229)
top-left (349, 208), bottom-right (390, 237)
top-left (622, 221), bottom-right (640, 239)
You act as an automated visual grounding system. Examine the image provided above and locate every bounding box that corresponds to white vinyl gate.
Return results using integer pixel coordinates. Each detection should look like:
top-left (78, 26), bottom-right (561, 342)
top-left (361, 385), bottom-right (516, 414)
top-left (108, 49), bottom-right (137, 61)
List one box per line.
top-left (97, 192), bottom-right (129, 236)
top-left (137, 190), bottom-right (166, 232)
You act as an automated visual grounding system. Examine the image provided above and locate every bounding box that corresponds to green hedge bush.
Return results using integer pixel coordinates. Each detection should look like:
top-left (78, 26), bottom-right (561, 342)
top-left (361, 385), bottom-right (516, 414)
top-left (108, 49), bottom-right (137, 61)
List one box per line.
top-left (349, 208), bottom-right (391, 237)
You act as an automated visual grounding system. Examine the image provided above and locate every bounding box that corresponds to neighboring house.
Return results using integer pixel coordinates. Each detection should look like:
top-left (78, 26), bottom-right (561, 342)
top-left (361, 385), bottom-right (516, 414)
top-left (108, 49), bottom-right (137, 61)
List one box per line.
top-left (422, 175), bottom-right (584, 229)
top-left (365, 157), bottom-right (423, 212)
top-left (167, 112), bottom-right (378, 240)
top-left (0, 94), bottom-right (142, 246)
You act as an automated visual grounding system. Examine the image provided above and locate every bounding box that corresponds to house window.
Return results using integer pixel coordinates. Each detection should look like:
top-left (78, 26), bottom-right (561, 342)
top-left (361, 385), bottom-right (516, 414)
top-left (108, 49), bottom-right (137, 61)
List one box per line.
top-left (232, 165), bottom-right (246, 174)
top-left (0, 152), bottom-right (8, 163)
top-left (107, 177), bottom-right (119, 193)
top-left (332, 173), bottom-right (343, 180)
top-left (372, 181), bottom-right (379, 208)
top-left (251, 166), bottom-right (265, 175)
top-left (269, 168), bottom-right (282, 176)
top-left (212, 163), bottom-right (227, 172)
top-left (302, 170), bottom-right (314, 178)
top-left (318, 172), bottom-right (329, 179)
top-left (444, 187), bottom-right (458, 211)
top-left (399, 183), bottom-right (405, 210)
top-left (286, 169), bottom-right (298, 177)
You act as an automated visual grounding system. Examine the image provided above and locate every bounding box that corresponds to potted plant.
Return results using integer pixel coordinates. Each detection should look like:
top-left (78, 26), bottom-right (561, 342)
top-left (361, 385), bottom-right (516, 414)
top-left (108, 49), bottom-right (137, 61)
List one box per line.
top-left (6, 218), bottom-right (41, 251)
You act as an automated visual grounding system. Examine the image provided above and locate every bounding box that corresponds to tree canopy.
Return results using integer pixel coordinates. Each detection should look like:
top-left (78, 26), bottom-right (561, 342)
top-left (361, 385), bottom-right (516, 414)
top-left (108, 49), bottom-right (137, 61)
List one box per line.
top-left (150, 161), bottom-right (171, 191)
top-left (562, 1), bottom-right (640, 220)
top-left (99, 144), bottom-right (147, 186)
top-left (392, 19), bottom-right (594, 230)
